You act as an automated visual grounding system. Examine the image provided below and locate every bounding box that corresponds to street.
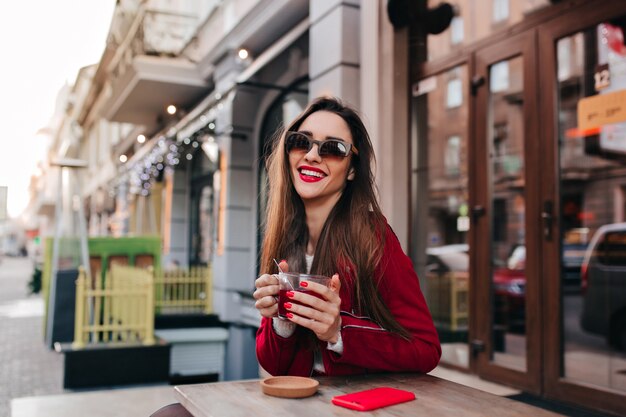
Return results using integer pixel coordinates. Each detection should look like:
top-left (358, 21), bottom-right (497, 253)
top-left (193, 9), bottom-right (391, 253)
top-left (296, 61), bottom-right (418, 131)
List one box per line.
top-left (0, 256), bottom-right (64, 416)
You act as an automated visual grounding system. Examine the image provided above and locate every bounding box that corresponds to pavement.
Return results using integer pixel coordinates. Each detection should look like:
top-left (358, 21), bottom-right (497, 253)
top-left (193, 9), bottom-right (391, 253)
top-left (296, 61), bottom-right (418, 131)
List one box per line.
top-left (0, 256), bottom-right (176, 417)
top-left (0, 255), bottom-right (606, 417)
top-left (0, 256), bottom-right (65, 417)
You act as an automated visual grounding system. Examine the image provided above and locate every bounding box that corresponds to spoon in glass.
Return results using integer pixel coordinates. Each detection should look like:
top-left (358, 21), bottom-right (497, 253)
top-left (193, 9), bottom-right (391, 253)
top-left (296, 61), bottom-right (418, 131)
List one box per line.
top-left (274, 258), bottom-right (295, 291)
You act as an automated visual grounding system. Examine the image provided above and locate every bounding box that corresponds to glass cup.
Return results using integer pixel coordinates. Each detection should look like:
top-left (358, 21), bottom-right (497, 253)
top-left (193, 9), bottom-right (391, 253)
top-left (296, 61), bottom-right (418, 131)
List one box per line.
top-left (277, 272), bottom-right (331, 319)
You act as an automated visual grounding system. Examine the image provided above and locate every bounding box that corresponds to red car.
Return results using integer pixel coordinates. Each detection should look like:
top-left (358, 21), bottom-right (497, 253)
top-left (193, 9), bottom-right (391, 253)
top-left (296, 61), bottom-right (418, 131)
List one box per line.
top-left (491, 244), bottom-right (526, 332)
top-left (493, 265), bottom-right (526, 332)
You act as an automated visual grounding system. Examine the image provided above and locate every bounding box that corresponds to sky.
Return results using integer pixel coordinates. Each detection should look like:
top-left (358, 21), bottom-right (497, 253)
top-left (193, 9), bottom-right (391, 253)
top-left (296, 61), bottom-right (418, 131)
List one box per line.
top-left (0, 1), bottom-right (116, 219)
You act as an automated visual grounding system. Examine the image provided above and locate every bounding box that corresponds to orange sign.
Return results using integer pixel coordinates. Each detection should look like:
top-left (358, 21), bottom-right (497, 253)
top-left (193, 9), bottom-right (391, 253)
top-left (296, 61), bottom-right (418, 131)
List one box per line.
top-left (577, 89), bottom-right (626, 130)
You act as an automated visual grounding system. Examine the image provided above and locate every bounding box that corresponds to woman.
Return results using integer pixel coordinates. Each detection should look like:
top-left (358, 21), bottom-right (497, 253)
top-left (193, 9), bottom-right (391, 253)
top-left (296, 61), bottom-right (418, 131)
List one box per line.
top-left (253, 97), bottom-right (440, 377)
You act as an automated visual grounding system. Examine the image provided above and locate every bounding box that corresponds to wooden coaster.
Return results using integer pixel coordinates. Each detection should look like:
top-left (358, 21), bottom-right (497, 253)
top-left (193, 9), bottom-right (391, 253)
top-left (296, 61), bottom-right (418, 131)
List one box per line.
top-left (260, 376), bottom-right (319, 398)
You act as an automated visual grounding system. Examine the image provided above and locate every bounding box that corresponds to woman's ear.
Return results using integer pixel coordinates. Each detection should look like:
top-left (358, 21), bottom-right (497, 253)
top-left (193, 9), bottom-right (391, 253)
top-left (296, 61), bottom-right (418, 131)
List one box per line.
top-left (347, 167), bottom-right (356, 181)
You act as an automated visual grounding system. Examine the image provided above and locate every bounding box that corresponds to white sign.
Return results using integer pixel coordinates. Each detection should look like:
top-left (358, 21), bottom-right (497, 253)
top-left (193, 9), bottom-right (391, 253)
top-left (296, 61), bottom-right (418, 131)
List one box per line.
top-left (457, 216), bottom-right (470, 232)
top-left (412, 76), bottom-right (437, 97)
top-left (599, 122), bottom-right (626, 155)
top-left (0, 186), bottom-right (7, 220)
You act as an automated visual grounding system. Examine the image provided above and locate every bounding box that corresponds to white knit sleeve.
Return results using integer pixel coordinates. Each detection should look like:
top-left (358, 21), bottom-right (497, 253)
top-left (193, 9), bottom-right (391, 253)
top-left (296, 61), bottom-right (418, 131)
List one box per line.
top-left (326, 331), bottom-right (344, 355)
top-left (272, 317), bottom-right (296, 337)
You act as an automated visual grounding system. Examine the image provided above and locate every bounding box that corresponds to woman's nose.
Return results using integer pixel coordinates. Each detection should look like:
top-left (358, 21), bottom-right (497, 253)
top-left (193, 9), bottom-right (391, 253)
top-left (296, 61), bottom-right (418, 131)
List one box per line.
top-left (304, 143), bottom-right (322, 162)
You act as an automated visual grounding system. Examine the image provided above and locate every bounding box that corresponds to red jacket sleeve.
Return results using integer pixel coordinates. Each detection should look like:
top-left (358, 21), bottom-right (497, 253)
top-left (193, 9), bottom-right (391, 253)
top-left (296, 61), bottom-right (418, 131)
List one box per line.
top-left (256, 317), bottom-right (293, 375)
top-left (256, 318), bottom-right (313, 376)
top-left (328, 225), bottom-right (441, 373)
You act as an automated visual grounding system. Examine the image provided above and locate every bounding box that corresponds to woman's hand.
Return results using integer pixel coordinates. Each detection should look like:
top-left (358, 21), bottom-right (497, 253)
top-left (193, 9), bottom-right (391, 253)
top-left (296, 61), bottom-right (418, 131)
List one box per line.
top-left (284, 273), bottom-right (342, 343)
top-left (253, 260), bottom-right (288, 318)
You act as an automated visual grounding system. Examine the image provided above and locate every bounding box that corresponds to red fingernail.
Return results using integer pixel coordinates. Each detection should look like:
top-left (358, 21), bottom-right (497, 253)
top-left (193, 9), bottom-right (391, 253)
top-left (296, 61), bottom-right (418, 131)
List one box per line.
top-left (300, 281), bottom-right (308, 288)
top-left (284, 302), bottom-right (292, 309)
top-left (280, 259), bottom-right (287, 263)
top-left (286, 313), bottom-right (293, 319)
top-left (286, 291), bottom-right (294, 298)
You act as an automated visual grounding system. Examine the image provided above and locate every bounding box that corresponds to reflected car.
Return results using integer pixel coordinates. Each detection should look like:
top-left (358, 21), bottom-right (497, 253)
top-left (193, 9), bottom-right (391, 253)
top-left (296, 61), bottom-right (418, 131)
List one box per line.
top-left (426, 244), bottom-right (469, 274)
top-left (425, 243), bottom-right (526, 332)
top-left (562, 228), bottom-right (590, 289)
top-left (493, 245), bottom-right (526, 333)
top-left (580, 223), bottom-right (626, 350)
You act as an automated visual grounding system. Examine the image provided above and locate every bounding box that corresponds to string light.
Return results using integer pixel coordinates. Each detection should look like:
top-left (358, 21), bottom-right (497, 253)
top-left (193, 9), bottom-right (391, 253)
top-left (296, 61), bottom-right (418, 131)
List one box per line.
top-left (115, 116), bottom-right (218, 197)
top-left (237, 48), bottom-right (249, 60)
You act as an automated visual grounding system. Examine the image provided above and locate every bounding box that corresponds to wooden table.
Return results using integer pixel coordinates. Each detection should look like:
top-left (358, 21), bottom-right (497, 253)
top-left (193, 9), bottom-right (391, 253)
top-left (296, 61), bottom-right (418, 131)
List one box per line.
top-left (175, 373), bottom-right (563, 417)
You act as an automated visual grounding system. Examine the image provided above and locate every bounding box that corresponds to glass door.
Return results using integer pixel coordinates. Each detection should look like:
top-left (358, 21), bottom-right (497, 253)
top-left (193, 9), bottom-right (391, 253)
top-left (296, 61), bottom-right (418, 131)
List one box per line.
top-left (412, 63), bottom-right (471, 370)
top-left (472, 30), bottom-right (542, 392)
top-left (539, 2), bottom-right (626, 414)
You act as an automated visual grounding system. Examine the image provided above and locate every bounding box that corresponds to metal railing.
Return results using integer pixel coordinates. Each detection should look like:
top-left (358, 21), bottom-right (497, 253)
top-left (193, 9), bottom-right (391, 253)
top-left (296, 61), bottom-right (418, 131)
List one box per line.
top-left (72, 265), bottom-right (155, 349)
top-left (154, 266), bottom-right (212, 315)
top-left (108, 3), bottom-right (214, 79)
top-left (72, 264), bottom-right (212, 349)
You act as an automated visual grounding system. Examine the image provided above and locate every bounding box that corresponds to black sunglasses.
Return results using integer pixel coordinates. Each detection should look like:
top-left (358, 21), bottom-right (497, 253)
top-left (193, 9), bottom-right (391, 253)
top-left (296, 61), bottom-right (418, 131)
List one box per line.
top-left (285, 131), bottom-right (358, 158)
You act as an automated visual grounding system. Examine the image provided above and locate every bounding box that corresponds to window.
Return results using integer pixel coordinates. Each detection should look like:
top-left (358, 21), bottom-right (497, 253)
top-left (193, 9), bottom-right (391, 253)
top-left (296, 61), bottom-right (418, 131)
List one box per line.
top-left (493, 0), bottom-right (509, 23)
top-left (622, 186), bottom-right (626, 222)
top-left (445, 136), bottom-right (461, 176)
top-left (492, 199), bottom-right (507, 242)
top-left (450, 16), bottom-right (464, 45)
top-left (446, 78), bottom-right (463, 108)
top-left (599, 232), bottom-right (626, 266)
top-left (490, 61), bottom-right (510, 93)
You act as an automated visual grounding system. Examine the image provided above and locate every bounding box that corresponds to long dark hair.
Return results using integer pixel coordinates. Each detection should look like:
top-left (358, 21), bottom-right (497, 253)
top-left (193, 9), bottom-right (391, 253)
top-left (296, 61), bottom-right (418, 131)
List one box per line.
top-left (260, 97), bottom-right (411, 339)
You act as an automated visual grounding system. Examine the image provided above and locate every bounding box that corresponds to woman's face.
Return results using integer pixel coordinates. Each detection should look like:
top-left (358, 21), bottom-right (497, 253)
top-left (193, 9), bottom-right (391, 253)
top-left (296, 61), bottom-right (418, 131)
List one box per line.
top-left (288, 110), bottom-right (355, 210)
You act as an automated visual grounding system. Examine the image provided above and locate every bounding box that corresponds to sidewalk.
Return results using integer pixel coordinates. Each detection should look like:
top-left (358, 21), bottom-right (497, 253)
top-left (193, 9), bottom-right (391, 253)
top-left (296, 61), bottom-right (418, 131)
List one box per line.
top-left (0, 257), bottom-right (65, 417)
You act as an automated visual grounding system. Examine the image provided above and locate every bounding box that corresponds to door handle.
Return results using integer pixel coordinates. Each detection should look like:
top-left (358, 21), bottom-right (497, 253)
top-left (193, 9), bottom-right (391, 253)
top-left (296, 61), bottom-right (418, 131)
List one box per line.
top-left (470, 339), bottom-right (485, 357)
top-left (542, 200), bottom-right (553, 241)
top-left (471, 75), bottom-right (486, 96)
top-left (471, 205), bottom-right (486, 222)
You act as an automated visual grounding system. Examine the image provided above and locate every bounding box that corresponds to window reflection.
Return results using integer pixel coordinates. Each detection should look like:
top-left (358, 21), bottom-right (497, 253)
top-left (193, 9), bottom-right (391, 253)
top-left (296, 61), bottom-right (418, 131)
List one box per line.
top-left (414, 64), bottom-right (470, 368)
top-left (427, 0), bottom-right (550, 61)
top-left (559, 17), bottom-right (626, 393)
top-left (488, 55), bottom-right (527, 371)
top-left (492, 0), bottom-right (509, 23)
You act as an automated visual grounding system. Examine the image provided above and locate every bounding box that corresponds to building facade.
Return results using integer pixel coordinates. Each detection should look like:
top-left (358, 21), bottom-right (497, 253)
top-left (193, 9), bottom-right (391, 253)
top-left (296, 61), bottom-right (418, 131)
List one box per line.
top-left (404, 0), bottom-right (626, 415)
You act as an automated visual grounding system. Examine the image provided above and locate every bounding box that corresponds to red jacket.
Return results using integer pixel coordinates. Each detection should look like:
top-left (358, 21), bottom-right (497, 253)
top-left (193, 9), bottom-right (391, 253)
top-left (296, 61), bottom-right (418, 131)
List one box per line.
top-left (256, 224), bottom-right (441, 376)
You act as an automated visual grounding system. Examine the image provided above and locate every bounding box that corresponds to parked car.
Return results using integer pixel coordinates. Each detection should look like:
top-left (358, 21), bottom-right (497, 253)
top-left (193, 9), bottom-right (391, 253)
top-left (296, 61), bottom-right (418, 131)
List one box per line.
top-left (580, 223), bottom-right (626, 350)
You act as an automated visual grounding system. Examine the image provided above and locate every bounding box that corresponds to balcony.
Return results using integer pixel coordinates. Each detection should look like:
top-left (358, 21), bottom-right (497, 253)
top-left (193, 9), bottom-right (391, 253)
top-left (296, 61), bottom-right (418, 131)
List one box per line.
top-left (103, 6), bottom-right (214, 128)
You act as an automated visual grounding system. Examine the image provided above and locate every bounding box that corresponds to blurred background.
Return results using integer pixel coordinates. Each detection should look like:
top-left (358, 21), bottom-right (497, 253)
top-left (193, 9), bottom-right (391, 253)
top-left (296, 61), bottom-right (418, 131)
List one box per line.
top-left (1, 0), bottom-right (626, 416)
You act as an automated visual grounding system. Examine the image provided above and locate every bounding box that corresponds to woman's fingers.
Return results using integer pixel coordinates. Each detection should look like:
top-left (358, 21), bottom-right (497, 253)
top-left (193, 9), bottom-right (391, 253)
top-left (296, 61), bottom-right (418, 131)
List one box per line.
top-left (284, 300), bottom-right (338, 323)
top-left (301, 279), bottom-right (340, 303)
top-left (255, 295), bottom-right (279, 315)
top-left (285, 301), bottom-right (340, 341)
top-left (283, 286), bottom-right (341, 341)
top-left (253, 274), bottom-right (279, 299)
top-left (330, 273), bottom-right (340, 293)
top-left (278, 260), bottom-right (289, 273)
top-left (253, 273), bottom-right (280, 318)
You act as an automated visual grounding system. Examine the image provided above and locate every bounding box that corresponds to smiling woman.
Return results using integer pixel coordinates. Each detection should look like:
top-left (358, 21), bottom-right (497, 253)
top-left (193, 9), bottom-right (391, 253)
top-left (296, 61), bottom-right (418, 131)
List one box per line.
top-left (253, 97), bottom-right (441, 377)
